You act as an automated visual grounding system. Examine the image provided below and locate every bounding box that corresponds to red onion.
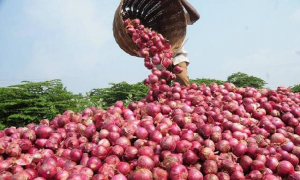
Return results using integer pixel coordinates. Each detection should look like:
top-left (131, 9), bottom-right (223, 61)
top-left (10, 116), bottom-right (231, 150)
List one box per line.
top-left (11, 165), bottom-right (23, 174)
top-left (67, 173), bottom-right (89, 180)
top-left (262, 174), bottom-right (280, 180)
top-left (137, 156), bottom-right (154, 170)
top-left (230, 171), bottom-right (245, 180)
top-left (239, 155), bottom-right (253, 172)
top-left (251, 160), bottom-right (265, 171)
top-left (188, 168), bottom-right (203, 180)
top-left (169, 164), bottom-right (188, 179)
top-left (161, 153), bottom-right (182, 171)
top-left (111, 174), bottom-right (127, 180)
top-left (271, 133), bottom-right (286, 144)
top-left (117, 162), bottom-right (131, 175)
top-left (55, 169), bottom-right (69, 180)
top-left (91, 145), bottom-right (108, 160)
top-left (97, 163), bottom-right (114, 179)
top-left (277, 160), bottom-right (295, 176)
top-left (125, 146), bottom-right (138, 161)
top-left (70, 149), bottom-right (82, 163)
top-left (202, 160), bottom-right (218, 175)
top-left (12, 170), bottom-right (33, 180)
top-left (116, 136), bottom-right (131, 148)
top-left (160, 136), bottom-right (176, 151)
top-left (5, 143), bottom-right (21, 157)
top-left (0, 171), bottom-right (13, 180)
top-left (130, 168), bottom-right (153, 180)
top-left (36, 126), bottom-right (53, 139)
top-left (87, 157), bottom-right (102, 172)
top-left (80, 167), bottom-right (94, 179)
top-left (199, 147), bottom-right (215, 161)
top-left (38, 163), bottom-right (57, 179)
top-left (288, 172), bottom-right (300, 180)
top-left (111, 145), bottom-right (124, 157)
top-left (216, 140), bottom-right (231, 153)
top-left (203, 174), bottom-right (219, 180)
top-left (176, 140), bottom-right (192, 153)
top-left (217, 172), bottom-right (230, 180)
top-left (265, 157), bottom-right (279, 172)
top-left (183, 150), bottom-right (199, 165)
top-left (153, 167), bottom-right (168, 180)
top-left (91, 174), bottom-right (106, 180)
top-left (105, 155), bottom-right (120, 166)
top-left (136, 127), bottom-right (149, 139)
top-left (232, 143), bottom-right (247, 157)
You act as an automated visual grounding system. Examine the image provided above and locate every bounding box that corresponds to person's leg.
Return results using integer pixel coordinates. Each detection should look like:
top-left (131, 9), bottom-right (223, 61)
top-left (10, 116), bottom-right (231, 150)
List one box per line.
top-left (175, 62), bottom-right (189, 86)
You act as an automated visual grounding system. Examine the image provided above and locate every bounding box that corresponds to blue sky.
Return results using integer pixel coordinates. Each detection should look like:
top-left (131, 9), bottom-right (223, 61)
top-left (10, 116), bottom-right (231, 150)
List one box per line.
top-left (0, 0), bottom-right (299, 93)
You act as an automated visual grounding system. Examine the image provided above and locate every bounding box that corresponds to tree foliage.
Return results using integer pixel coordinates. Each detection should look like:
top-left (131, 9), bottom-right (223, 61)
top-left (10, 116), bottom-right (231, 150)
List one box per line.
top-left (292, 84), bottom-right (300, 93)
top-left (0, 80), bottom-right (86, 128)
top-left (190, 78), bottom-right (225, 86)
top-left (227, 72), bottom-right (267, 89)
top-left (90, 82), bottom-right (149, 109)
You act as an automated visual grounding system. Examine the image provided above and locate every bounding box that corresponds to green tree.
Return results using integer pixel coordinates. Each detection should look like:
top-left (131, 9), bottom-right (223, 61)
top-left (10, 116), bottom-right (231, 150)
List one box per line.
top-left (227, 72), bottom-right (267, 88)
top-left (0, 80), bottom-right (84, 128)
top-left (292, 84), bottom-right (300, 93)
top-left (90, 82), bottom-right (149, 109)
top-left (190, 78), bottom-right (225, 86)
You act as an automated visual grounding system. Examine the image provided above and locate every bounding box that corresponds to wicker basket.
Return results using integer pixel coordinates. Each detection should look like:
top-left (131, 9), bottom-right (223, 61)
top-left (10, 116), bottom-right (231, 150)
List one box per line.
top-left (113, 0), bottom-right (187, 57)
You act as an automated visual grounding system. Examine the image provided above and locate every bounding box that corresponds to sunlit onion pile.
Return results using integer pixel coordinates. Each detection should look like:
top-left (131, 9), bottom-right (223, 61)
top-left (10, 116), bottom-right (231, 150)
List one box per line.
top-left (0, 19), bottom-right (300, 180)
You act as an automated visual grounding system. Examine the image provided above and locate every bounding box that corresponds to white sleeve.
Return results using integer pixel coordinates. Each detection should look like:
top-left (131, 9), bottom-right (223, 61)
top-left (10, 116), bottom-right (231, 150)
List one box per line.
top-left (173, 47), bottom-right (189, 66)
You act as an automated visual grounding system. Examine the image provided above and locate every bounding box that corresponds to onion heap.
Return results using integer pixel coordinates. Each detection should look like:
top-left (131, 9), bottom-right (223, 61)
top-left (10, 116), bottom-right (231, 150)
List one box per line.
top-left (0, 19), bottom-right (300, 180)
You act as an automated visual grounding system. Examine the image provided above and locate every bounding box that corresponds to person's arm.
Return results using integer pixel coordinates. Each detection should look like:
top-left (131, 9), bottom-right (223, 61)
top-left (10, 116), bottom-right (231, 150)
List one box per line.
top-left (180, 0), bottom-right (200, 24)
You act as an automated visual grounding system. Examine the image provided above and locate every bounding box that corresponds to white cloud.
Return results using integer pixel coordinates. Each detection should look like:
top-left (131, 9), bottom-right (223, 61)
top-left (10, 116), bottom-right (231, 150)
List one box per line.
top-left (291, 9), bottom-right (300, 21)
top-left (224, 49), bottom-right (300, 88)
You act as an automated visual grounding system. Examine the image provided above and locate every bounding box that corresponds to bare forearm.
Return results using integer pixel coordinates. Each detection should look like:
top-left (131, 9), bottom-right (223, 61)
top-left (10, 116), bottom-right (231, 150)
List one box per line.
top-left (181, 0), bottom-right (200, 23)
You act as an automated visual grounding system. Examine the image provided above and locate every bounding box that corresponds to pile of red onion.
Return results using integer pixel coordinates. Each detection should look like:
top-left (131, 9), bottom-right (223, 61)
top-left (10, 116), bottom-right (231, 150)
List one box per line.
top-left (0, 19), bottom-right (300, 180)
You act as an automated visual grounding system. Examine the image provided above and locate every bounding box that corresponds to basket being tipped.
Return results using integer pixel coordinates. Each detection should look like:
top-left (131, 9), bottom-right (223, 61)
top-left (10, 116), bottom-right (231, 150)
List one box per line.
top-left (113, 0), bottom-right (187, 57)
